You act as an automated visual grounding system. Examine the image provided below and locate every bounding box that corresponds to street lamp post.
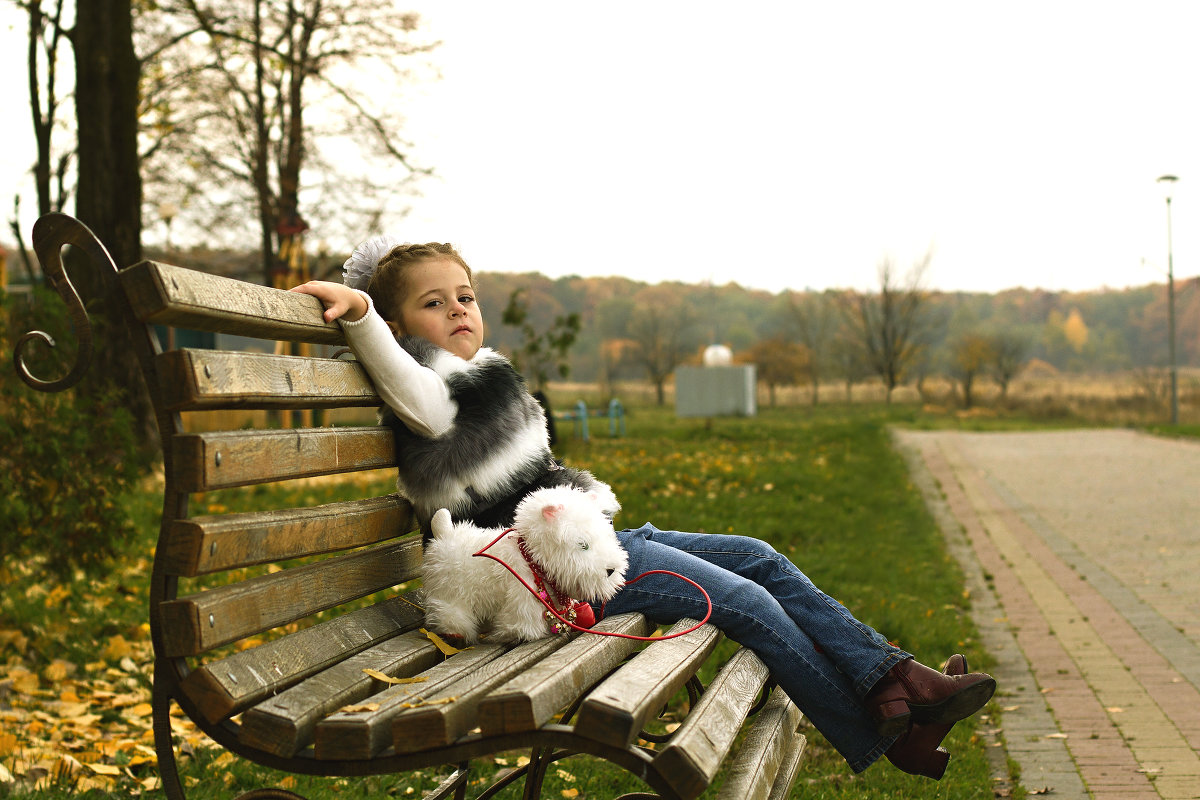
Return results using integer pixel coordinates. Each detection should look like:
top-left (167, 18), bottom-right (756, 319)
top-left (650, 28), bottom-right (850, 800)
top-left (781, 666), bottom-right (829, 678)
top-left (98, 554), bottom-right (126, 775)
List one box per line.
top-left (1156, 174), bottom-right (1179, 425)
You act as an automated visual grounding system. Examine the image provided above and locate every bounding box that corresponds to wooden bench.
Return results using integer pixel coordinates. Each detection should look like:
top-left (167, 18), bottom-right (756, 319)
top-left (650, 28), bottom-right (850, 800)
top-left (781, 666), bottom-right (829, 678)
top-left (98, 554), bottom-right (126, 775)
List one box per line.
top-left (16, 213), bottom-right (807, 800)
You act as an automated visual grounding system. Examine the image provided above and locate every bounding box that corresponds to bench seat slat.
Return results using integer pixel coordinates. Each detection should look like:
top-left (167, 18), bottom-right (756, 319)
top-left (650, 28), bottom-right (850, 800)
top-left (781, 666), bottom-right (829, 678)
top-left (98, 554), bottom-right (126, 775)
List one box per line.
top-left (766, 726), bottom-right (807, 800)
top-left (240, 629), bottom-right (443, 757)
top-left (158, 349), bottom-right (381, 412)
top-left (120, 260), bottom-right (344, 344)
top-left (651, 647), bottom-right (770, 799)
top-left (172, 426), bottom-right (395, 492)
top-left (476, 613), bottom-right (653, 738)
top-left (158, 538), bottom-right (422, 657)
top-left (315, 644), bottom-right (511, 760)
top-left (163, 495), bottom-right (412, 575)
top-left (390, 634), bottom-right (572, 754)
top-left (180, 593), bottom-right (426, 724)
top-left (714, 689), bottom-right (804, 800)
top-left (574, 619), bottom-right (720, 748)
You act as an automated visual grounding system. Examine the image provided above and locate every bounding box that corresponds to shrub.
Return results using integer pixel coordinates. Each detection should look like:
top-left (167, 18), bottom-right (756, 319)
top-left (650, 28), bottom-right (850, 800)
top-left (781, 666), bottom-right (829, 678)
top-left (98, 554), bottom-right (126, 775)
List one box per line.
top-left (1, 287), bottom-right (143, 578)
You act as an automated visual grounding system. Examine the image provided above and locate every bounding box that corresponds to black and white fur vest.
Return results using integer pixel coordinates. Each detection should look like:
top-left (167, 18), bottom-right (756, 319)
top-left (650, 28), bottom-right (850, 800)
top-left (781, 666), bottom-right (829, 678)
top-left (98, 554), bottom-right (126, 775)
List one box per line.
top-left (381, 337), bottom-right (607, 544)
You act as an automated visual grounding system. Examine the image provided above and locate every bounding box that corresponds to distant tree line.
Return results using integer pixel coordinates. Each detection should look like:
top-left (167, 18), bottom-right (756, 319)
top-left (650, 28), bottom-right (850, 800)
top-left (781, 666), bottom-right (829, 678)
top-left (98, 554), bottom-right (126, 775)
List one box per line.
top-left (469, 260), bottom-right (1199, 407)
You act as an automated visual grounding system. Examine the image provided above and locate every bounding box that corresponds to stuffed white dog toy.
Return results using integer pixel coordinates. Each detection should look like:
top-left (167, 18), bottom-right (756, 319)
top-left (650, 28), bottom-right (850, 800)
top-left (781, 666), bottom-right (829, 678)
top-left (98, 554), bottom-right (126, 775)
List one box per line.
top-left (422, 485), bottom-right (628, 644)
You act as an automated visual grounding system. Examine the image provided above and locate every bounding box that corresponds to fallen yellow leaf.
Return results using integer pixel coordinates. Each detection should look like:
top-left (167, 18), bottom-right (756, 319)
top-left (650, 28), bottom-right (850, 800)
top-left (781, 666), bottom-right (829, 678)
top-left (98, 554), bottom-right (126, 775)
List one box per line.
top-left (420, 628), bottom-right (469, 656)
top-left (127, 702), bottom-right (154, 717)
top-left (339, 703), bottom-right (381, 713)
top-left (102, 635), bottom-right (132, 662)
top-left (362, 668), bottom-right (428, 685)
top-left (43, 660), bottom-right (71, 683)
top-left (85, 762), bottom-right (122, 776)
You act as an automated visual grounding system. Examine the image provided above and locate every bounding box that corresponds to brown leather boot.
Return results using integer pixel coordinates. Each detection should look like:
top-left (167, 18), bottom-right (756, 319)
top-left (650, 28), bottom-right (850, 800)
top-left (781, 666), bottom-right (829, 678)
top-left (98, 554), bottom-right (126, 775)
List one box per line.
top-left (884, 653), bottom-right (970, 780)
top-left (866, 655), bottom-right (995, 736)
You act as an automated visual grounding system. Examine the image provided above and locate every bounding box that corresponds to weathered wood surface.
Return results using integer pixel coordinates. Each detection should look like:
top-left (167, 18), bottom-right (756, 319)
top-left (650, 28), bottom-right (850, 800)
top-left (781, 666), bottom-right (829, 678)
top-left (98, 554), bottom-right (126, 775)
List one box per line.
top-left (162, 495), bottom-right (411, 575)
top-left (314, 644), bottom-right (510, 760)
top-left (157, 349), bottom-right (380, 412)
top-left (651, 647), bottom-right (770, 799)
top-left (180, 594), bottom-right (426, 724)
top-left (240, 630), bottom-right (443, 757)
top-left (120, 260), bottom-right (343, 344)
top-left (172, 426), bottom-right (395, 491)
top-left (765, 726), bottom-right (807, 800)
top-left (390, 634), bottom-right (571, 753)
top-left (573, 619), bottom-right (720, 748)
top-left (714, 689), bottom-right (804, 800)
top-left (156, 538), bottom-right (422, 657)
top-left (475, 613), bottom-right (653, 737)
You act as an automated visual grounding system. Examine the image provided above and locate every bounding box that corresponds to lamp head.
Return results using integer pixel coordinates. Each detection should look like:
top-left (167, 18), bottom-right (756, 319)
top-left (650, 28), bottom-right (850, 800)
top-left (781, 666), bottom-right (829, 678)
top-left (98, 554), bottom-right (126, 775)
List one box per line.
top-left (1157, 174), bottom-right (1179, 202)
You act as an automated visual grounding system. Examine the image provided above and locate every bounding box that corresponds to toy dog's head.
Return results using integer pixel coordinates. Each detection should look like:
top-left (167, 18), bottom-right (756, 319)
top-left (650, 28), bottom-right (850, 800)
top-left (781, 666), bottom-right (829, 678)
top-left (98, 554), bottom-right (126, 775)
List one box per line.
top-left (515, 485), bottom-right (628, 603)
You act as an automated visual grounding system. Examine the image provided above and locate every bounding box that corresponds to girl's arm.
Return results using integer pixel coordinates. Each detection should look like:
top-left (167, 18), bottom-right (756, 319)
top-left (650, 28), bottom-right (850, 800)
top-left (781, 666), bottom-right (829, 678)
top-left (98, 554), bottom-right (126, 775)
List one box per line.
top-left (291, 281), bottom-right (455, 437)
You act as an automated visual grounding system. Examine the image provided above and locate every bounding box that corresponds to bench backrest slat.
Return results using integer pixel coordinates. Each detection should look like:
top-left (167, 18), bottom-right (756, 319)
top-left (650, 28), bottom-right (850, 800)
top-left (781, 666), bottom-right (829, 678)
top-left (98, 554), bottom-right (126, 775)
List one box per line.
top-left (161, 495), bottom-right (411, 576)
top-left (158, 538), bottom-right (423, 657)
top-left (158, 350), bottom-right (381, 411)
top-left (121, 260), bottom-right (344, 344)
top-left (181, 594), bottom-right (426, 725)
top-left (172, 427), bottom-right (394, 492)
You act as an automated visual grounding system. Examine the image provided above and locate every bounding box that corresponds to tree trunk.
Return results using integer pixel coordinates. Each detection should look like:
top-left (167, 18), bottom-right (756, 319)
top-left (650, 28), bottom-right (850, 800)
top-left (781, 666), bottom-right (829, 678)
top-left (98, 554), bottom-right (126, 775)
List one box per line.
top-left (74, 0), bottom-right (156, 457)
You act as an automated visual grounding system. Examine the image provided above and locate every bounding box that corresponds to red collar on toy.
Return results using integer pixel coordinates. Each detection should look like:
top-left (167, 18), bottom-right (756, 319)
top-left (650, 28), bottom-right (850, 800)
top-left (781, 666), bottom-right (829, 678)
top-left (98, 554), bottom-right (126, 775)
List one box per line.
top-left (515, 535), bottom-right (597, 631)
top-left (473, 527), bottom-right (711, 642)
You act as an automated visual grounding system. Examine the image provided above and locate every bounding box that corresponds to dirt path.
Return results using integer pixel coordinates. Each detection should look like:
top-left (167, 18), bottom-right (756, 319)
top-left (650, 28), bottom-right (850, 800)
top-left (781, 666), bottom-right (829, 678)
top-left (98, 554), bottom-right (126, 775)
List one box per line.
top-left (895, 428), bottom-right (1200, 800)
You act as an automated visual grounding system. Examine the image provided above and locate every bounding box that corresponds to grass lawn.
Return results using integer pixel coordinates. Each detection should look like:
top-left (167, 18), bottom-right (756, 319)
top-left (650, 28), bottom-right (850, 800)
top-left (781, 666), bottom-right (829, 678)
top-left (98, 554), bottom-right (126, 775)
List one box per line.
top-left (1, 402), bottom-right (1010, 799)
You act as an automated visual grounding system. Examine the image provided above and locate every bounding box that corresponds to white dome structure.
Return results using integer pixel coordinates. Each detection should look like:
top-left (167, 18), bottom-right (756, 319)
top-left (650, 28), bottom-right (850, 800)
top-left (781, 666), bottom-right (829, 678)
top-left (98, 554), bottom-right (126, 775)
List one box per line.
top-left (703, 344), bottom-right (733, 367)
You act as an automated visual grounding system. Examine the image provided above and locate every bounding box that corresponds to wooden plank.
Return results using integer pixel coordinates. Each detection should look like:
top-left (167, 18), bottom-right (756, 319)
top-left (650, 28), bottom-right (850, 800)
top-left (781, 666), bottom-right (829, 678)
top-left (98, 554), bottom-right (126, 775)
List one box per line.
top-left (475, 613), bottom-right (653, 737)
top-left (766, 730), bottom-right (807, 800)
top-left (391, 634), bottom-right (571, 753)
top-left (239, 630), bottom-right (443, 757)
top-left (171, 427), bottom-right (395, 492)
top-left (714, 689), bottom-right (803, 800)
top-left (574, 620), bottom-right (720, 749)
top-left (180, 593), bottom-right (427, 724)
top-left (651, 647), bottom-right (769, 799)
top-left (120, 260), bottom-right (344, 344)
top-left (156, 538), bottom-right (422, 658)
top-left (156, 349), bottom-right (381, 412)
top-left (162, 495), bottom-right (412, 575)
top-left (314, 644), bottom-right (510, 760)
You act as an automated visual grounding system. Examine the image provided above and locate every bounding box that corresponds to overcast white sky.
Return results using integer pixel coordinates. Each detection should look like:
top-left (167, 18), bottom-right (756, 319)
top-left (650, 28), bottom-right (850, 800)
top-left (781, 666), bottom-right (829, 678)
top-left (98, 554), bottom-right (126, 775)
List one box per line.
top-left (3, 1), bottom-right (1199, 294)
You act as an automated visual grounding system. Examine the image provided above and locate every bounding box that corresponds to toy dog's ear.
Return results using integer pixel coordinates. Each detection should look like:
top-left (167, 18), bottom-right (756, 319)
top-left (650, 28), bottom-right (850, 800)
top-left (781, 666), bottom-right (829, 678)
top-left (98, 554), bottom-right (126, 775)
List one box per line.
top-left (542, 503), bottom-right (566, 521)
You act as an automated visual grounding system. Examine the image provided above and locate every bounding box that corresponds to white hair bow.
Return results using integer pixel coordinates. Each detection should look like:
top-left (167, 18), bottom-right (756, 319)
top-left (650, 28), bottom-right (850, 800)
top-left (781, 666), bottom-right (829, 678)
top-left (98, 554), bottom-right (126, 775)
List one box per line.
top-left (342, 234), bottom-right (409, 290)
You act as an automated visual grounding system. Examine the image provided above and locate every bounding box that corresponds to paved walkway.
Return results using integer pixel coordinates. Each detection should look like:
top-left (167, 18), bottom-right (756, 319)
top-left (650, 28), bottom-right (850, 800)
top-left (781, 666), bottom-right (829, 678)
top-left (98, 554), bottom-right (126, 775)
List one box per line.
top-left (894, 429), bottom-right (1200, 800)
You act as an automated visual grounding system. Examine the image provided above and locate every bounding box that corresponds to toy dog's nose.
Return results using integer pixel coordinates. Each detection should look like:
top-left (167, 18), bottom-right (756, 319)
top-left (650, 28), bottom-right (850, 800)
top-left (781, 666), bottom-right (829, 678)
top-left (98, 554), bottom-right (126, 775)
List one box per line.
top-left (606, 568), bottom-right (615, 577)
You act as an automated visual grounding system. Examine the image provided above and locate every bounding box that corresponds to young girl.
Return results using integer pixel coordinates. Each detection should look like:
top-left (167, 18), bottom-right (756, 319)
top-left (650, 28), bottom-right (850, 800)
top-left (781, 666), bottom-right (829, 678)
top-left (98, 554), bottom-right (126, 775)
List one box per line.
top-left (291, 236), bottom-right (995, 780)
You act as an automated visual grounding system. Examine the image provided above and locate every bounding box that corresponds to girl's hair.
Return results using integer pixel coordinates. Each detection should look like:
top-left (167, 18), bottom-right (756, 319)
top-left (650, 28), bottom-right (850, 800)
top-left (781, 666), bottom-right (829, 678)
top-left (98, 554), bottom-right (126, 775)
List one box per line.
top-left (367, 243), bottom-right (474, 323)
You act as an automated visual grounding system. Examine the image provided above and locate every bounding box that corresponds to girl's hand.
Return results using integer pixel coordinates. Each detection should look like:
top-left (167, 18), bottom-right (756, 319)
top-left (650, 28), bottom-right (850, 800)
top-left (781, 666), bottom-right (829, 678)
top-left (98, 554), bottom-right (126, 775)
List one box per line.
top-left (290, 280), bottom-right (368, 323)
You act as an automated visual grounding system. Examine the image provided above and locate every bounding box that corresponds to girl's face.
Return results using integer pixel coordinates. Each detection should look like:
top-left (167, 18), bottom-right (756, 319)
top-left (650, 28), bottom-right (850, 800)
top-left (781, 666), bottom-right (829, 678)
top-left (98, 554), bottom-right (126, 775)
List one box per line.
top-left (393, 257), bottom-right (484, 360)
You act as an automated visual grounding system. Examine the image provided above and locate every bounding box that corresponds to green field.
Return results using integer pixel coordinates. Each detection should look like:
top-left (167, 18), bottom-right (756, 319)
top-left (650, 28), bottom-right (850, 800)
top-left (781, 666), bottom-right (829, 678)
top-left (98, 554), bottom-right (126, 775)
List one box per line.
top-left (1, 404), bottom-right (1011, 799)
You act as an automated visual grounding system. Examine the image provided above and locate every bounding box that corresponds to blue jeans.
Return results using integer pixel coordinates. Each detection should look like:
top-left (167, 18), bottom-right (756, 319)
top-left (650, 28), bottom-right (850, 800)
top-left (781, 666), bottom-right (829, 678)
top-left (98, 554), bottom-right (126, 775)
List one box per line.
top-left (598, 524), bottom-right (909, 772)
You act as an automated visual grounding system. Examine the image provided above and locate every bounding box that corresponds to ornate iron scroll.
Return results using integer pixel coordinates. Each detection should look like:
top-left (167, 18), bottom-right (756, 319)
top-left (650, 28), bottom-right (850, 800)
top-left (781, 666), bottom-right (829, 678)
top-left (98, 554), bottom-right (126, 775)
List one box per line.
top-left (13, 213), bottom-right (119, 392)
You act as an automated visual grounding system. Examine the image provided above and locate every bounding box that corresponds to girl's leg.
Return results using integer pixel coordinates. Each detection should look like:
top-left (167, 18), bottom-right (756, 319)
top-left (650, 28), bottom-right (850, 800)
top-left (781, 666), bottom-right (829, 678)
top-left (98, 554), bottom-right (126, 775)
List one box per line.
top-left (602, 525), bottom-right (897, 772)
top-left (631, 525), bottom-right (910, 694)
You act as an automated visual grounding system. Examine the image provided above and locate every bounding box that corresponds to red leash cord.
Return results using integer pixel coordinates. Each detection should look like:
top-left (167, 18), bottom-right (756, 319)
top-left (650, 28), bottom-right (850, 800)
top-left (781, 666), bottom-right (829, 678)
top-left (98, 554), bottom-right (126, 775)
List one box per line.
top-left (472, 527), bottom-right (713, 641)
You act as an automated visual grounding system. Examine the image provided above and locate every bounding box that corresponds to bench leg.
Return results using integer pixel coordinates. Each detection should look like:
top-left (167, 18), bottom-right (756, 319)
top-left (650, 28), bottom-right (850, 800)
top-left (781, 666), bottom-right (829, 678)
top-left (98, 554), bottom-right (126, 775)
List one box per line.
top-left (153, 674), bottom-right (190, 800)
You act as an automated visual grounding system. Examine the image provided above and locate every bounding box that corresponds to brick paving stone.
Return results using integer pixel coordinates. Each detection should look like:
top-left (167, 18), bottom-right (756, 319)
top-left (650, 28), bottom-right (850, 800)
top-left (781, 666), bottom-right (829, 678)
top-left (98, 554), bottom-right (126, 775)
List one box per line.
top-left (895, 429), bottom-right (1200, 800)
